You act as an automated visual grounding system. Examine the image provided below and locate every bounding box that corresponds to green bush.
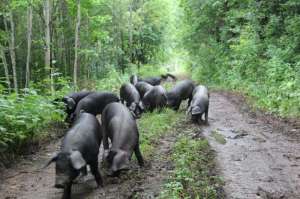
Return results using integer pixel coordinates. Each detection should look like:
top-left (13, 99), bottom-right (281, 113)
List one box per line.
top-left (0, 90), bottom-right (64, 153)
top-left (181, 0), bottom-right (300, 117)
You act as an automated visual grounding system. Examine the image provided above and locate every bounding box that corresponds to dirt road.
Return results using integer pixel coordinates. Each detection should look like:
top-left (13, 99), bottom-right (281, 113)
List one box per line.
top-left (202, 92), bottom-right (300, 199)
top-left (0, 91), bottom-right (299, 199)
top-left (0, 120), bottom-right (178, 199)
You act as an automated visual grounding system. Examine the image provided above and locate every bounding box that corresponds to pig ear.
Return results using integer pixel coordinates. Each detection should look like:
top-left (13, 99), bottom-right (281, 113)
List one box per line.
top-left (130, 110), bottom-right (137, 119)
top-left (66, 98), bottom-right (76, 110)
top-left (43, 153), bottom-right (58, 169)
top-left (70, 151), bottom-right (86, 170)
top-left (129, 103), bottom-right (136, 111)
top-left (191, 106), bottom-right (202, 115)
top-left (138, 101), bottom-right (144, 111)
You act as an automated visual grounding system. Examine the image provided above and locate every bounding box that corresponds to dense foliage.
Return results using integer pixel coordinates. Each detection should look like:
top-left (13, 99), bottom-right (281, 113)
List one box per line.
top-left (0, 90), bottom-right (64, 155)
top-left (0, 0), bottom-right (175, 92)
top-left (0, 64), bottom-right (165, 156)
top-left (0, 0), bottom-right (177, 156)
top-left (181, 0), bottom-right (300, 116)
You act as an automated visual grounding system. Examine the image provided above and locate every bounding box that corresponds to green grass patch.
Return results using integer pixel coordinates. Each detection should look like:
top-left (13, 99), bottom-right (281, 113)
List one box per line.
top-left (159, 135), bottom-right (224, 199)
top-left (138, 108), bottom-right (183, 157)
top-left (211, 130), bottom-right (227, 145)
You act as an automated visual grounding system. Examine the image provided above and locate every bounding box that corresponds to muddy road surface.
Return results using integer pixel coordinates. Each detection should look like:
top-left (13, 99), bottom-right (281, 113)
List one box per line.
top-left (1, 91), bottom-right (300, 199)
top-left (201, 92), bottom-right (300, 199)
top-left (0, 122), bottom-right (177, 199)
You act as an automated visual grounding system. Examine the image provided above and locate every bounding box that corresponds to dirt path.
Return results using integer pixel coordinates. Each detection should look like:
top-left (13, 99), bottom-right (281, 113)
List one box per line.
top-left (201, 92), bottom-right (300, 199)
top-left (0, 124), bottom-right (177, 199)
top-left (1, 91), bottom-right (300, 199)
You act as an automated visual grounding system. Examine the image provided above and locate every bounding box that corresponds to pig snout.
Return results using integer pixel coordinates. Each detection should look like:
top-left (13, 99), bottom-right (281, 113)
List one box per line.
top-left (54, 183), bottom-right (64, 189)
top-left (108, 163), bottom-right (130, 177)
top-left (107, 169), bottom-right (121, 177)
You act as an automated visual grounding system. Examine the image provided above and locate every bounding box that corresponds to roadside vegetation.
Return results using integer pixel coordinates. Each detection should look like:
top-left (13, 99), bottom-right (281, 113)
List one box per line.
top-left (138, 108), bottom-right (182, 157)
top-left (0, 64), bottom-right (166, 159)
top-left (160, 131), bottom-right (224, 199)
top-left (0, 90), bottom-right (64, 155)
top-left (0, 0), bottom-right (178, 157)
top-left (181, 0), bottom-right (300, 117)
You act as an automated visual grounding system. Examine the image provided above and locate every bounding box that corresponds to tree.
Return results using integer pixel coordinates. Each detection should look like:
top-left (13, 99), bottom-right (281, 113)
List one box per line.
top-left (0, 45), bottom-right (11, 93)
top-left (43, 0), bottom-right (54, 93)
top-left (6, 11), bottom-right (18, 94)
top-left (73, 0), bottom-right (81, 88)
top-left (25, 1), bottom-right (33, 88)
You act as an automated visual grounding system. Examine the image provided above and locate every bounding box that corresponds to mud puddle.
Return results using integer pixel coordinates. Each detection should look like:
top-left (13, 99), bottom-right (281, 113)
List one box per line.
top-left (201, 92), bottom-right (300, 199)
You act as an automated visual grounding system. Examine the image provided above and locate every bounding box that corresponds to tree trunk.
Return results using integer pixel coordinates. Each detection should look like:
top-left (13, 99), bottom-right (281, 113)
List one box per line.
top-left (62, 0), bottom-right (72, 74)
top-left (0, 46), bottom-right (11, 93)
top-left (120, 30), bottom-right (125, 74)
top-left (7, 11), bottom-right (18, 94)
top-left (128, 0), bottom-right (133, 63)
top-left (73, 0), bottom-right (81, 88)
top-left (25, 2), bottom-right (33, 88)
top-left (43, 0), bottom-right (53, 94)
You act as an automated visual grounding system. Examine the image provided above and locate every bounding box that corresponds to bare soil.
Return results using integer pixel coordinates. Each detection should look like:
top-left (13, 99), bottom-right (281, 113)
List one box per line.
top-left (201, 92), bottom-right (300, 199)
top-left (1, 91), bottom-right (300, 199)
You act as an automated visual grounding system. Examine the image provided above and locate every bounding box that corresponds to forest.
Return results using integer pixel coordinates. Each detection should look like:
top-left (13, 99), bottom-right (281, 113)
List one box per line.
top-left (0, 0), bottom-right (300, 198)
top-left (0, 0), bottom-right (180, 153)
top-left (181, 0), bottom-right (300, 116)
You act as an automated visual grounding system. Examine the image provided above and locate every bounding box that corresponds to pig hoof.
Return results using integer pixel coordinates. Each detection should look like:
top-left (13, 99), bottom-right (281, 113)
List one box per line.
top-left (96, 183), bottom-right (103, 188)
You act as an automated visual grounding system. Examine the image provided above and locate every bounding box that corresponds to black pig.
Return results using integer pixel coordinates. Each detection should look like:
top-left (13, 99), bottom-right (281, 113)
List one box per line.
top-left (101, 102), bottom-right (144, 175)
top-left (45, 112), bottom-right (103, 199)
top-left (135, 81), bottom-right (153, 98)
top-left (120, 83), bottom-right (142, 118)
top-left (187, 85), bottom-right (209, 124)
top-left (71, 92), bottom-right (119, 123)
top-left (166, 80), bottom-right (195, 111)
top-left (140, 85), bottom-right (167, 112)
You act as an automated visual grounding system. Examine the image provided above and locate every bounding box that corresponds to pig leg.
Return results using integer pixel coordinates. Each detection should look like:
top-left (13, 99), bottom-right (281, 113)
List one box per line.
top-left (62, 184), bottom-right (72, 199)
top-left (205, 107), bottom-right (209, 124)
top-left (134, 144), bottom-right (144, 167)
top-left (90, 161), bottom-right (103, 187)
top-left (197, 114), bottom-right (203, 125)
top-left (175, 101), bottom-right (181, 111)
top-left (187, 97), bottom-right (192, 108)
top-left (81, 166), bottom-right (88, 176)
top-left (102, 127), bottom-right (109, 150)
top-left (102, 127), bottom-right (110, 160)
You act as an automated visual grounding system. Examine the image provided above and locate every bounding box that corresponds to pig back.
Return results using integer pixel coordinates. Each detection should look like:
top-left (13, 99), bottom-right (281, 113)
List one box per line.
top-left (102, 103), bottom-right (138, 151)
top-left (190, 85), bottom-right (209, 114)
top-left (74, 92), bottom-right (119, 119)
top-left (170, 80), bottom-right (195, 99)
top-left (135, 82), bottom-right (153, 98)
top-left (62, 112), bottom-right (102, 162)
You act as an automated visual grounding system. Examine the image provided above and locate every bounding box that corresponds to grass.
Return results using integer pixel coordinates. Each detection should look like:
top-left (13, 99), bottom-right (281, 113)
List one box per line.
top-left (211, 130), bottom-right (227, 145)
top-left (159, 134), bottom-right (224, 199)
top-left (135, 106), bottom-right (224, 199)
top-left (138, 108), bottom-right (183, 157)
